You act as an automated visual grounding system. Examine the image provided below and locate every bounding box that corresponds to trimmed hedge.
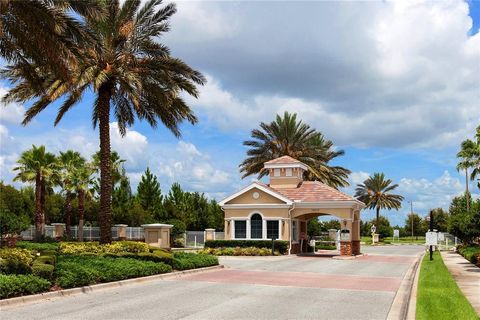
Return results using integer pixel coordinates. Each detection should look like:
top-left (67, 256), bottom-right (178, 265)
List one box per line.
top-left (16, 241), bottom-right (58, 252)
top-left (32, 263), bottom-right (54, 280)
top-left (199, 247), bottom-right (278, 256)
top-left (0, 248), bottom-right (34, 275)
top-left (172, 252), bottom-right (219, 270)
top-left (457, 245), bottom-right (480, 267)
top-left (56, 255), bottom-right (172, 288)
top-left (102, 251), bottom-right (173, 266)
top-left (0, 274), bottom-right (50, 299)
top-left (204, 240), bottom-right (289, 254)
top-left (59, 241), bottom-right (150, 255)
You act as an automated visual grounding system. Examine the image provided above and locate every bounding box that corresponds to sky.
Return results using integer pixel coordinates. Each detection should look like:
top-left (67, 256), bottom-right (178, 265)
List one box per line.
top-left (1, 0), bottom-right (479, 227)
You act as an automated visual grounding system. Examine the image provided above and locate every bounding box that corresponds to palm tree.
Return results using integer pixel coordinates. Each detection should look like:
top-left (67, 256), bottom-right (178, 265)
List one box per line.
top-left (3, 0), bottom-right (205, 243)
top-left (58, 150), bottom-right (86, 237)
top-left (0, 0), bottom-right (101, 80)
top-left (240, 111), bottom-right (350, 188)
top-left (92, 151), bottom-right (126, 192)
top-left (70, 164), bottom-right (95, 242)
top-left (13, 145), bottom-right (57, 240)
top-left (355, 173), bottom-right (404, 229)
top-left (456, 126), bottom-right (480, 203)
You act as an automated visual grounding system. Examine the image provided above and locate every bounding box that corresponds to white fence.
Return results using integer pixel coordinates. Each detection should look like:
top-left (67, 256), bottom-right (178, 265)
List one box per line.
top-left (184, 231), bottom-right (225, 248)
top-left (20, 225), bottom-right (144, 241)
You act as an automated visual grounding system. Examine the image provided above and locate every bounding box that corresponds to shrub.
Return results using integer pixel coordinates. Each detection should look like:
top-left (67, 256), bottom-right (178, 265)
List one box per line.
top-left (204, 240), bottom-right (289, 254)
top-left (315, 243), bottom-right (336, 250)
top-left (16, 241), bottom-right (59, 252)
top-left (56, 255), bottom-right (172, 288)
top-left (102, 251), bottom-right (173, 266)
top-left (35, 255), bottom-right (56, 265)
top-left (0, 248), bottom-right (34, 274)
top-left (0, 274), bottom-right (50, 299)
top-left (458, 245), bottom-right (480, 266)
top-left (172, 252), bottom-right (218, 270)
top-left (59, 241), bottom-right (150, 255)
top-left (32, 263), bottom-right (54, 280)
top-left (199, 247), bottom-right (277, 256)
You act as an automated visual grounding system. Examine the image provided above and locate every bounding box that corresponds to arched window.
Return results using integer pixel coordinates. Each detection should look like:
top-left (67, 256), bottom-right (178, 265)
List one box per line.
top-left (250, 213), bottom-right (263, 239)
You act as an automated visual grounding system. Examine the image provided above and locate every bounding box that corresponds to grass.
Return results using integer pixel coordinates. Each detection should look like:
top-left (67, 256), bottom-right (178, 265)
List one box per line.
top-left (416, 251), bottom-right (478, 320)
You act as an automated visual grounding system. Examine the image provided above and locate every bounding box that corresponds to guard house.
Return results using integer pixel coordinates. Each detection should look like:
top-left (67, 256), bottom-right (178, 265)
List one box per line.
top-left (218, 156), bottom-right (365, 255)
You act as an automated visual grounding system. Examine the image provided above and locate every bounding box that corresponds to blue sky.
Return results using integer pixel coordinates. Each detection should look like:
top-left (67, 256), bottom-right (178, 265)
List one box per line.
top-left (1, 0), bottom-right (479, 227)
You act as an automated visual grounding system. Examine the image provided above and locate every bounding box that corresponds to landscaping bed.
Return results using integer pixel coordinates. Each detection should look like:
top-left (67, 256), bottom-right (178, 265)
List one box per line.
top-left (416, 251), bottom-right (477, 320)
top-left (204, 240), bottom-right (289, 254)
top-left (199, 246), bottom-right (279, 256)
top-left (0, 241), bottom-right (218, 299)
top-left (457, 244), bottom-right (480, 267)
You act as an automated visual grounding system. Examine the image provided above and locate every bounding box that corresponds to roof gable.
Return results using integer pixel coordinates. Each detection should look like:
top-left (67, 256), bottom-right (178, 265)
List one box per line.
top-left (219, 182), bottom-right (293, 206)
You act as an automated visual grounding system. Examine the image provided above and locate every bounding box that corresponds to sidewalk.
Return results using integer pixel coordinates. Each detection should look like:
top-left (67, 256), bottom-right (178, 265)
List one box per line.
top-left (441, 251), bottom-right (480, 315)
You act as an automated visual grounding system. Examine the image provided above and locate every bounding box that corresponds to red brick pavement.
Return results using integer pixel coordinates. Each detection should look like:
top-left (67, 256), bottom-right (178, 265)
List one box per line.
top-left (179, 269), bottom-right (402, 292)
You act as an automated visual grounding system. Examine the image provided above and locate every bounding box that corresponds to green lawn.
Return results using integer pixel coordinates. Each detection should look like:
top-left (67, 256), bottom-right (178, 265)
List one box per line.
top-left (416, 251), bottom-right (478, 320)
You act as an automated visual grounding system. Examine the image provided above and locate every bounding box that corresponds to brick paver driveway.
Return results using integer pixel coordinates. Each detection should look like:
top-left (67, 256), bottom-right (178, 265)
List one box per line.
top-left (0, 245), bottom-right (423, 320)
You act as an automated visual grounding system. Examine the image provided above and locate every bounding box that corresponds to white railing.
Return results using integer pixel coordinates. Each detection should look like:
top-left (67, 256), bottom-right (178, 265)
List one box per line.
top-left (19, 225), bottom-right (144, 241)
top-left (185, 231), bottom-right (205, 248)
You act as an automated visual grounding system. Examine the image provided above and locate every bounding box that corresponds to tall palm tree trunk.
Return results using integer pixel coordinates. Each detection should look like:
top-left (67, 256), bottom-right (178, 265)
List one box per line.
top-left (34, 172), bottom-right (43, 241)
top-left (78, 189), bottom-right (85, 242)
top-left (465, 168), bottom-right (470, 212)
top-left (64, 192), bottom-right (73, 237)
top-left (98, 83), bottom-right (113, 244)
top-left (376, 206), bottom-right (380, 229)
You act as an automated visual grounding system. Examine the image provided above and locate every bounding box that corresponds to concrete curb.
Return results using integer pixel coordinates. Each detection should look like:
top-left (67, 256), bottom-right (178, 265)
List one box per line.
top-left (0, 265), bottom-right (224, 308)
top-left (387, 251), bottom-right (424, 320)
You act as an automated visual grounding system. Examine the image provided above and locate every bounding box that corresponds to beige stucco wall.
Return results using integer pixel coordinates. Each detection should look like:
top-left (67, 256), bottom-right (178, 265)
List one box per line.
top-left (225, 187), bottom-right (286, 204)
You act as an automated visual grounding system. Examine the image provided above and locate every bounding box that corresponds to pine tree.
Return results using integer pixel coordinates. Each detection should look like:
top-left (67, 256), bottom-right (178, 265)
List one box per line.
top-left (136, 168), bottom-right (163, 215)
top-left (112, 172), bottom-right (132, 225)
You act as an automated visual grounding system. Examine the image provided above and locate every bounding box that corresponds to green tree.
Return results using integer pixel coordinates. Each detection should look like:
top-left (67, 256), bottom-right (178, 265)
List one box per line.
top-left (307, 218), bottom-right (322, 237)
top-left (0, 182), bottom-right (34, 222)
top-left (322, 219), bottom-right (341, 231)
top-left (404, 213), bottom-right (424, 239)
top-left (421, 208), bottom-right (449, 233)
top-left (136, 168), bottom-right (162, 214)
top-left (112, 172), bottom-right (133, 225)
top-left (448, 194), bottom-right (480, 244)
top-left (4, 0), bottom-right (205, 243)
top-left (13, 145), bottom-right (57, 240)
top-left (355, 173), bottom-right (404, 231)
top-left (240, 111), bottom-right (350, 188)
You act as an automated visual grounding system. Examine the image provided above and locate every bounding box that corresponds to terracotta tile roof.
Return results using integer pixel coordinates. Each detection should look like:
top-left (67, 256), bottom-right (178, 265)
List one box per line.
top-left (269, 181), bottom-right (359, 203)
top-left (264, 155), bottom-right (303, 165)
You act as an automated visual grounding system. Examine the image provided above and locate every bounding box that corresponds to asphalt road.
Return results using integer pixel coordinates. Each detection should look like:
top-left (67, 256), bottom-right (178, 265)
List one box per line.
top-left (0, 245), bottom-right (424, 320)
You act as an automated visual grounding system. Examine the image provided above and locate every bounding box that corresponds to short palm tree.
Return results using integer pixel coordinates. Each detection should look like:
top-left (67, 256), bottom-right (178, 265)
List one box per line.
top-left (355, 173), bottom-right (404, 229)
top-left (58, 150), bottom-right (86, 237)
top-left (70, 164), bottom-right (95, 242)
top-left (3, 0), bottom-right (205, 243)
top-left (13, 145), bottom-right (57, 240)
top-left (456, 126), bottom-right (480, 201)
top-left (240, 111), bottom-right (350, 188)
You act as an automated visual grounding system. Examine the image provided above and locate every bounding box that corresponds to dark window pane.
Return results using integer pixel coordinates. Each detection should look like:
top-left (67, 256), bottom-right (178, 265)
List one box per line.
top-left (251, 214), bottom-right (263, 239)
top-left (235, 221), bottom-right (246, 239)
top-left (267, 220), bottom-right (279, 239)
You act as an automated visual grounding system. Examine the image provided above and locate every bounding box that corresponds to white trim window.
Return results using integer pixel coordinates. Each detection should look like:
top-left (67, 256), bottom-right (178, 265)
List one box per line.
top-left (250, 213), bottom-right (263, 239)
top-left (285, 168), bottom-right (292, 177)
top-left (234, 220), bottom-right (247, 239)
top-left (266, 220), bottom-right (280, 240)
top-left (274, 168), bottom-right (280, 177)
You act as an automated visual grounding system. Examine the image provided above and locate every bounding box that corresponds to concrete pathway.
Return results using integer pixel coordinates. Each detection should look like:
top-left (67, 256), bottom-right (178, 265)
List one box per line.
top-left (441, 251), bottom-right (480, 315)
top-left (0, 246), bottom-right (424, 320)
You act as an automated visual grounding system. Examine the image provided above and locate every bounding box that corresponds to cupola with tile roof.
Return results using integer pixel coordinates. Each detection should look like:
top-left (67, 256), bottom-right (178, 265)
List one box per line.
top-left (264, 156), bottom-right (308, 188)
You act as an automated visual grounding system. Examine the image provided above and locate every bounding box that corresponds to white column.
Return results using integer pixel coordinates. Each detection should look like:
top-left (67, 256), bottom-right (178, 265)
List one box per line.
top-left (262, 219), bottom-right (267, 239)
top-left (246, 219), bottom-right (251, 239)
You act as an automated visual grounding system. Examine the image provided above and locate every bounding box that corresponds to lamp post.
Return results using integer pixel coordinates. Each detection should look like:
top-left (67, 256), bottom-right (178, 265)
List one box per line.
top-left (426, 212), bottom-right (434, 261)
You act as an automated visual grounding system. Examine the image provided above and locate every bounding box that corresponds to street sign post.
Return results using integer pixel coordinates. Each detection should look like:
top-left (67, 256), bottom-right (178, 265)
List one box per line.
top-left (370, 225), bottom-right (376, 244)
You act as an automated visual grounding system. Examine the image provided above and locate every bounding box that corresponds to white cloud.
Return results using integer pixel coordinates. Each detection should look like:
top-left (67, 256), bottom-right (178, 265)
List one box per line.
top-left (0, 87), bottom-right (25, 124)
top-left (177, 0), bottom-right (479, 149)
top-left (110, 122), bottom-right (148, 169)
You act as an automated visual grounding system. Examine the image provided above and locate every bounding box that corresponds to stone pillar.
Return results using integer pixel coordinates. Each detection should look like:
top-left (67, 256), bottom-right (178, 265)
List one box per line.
top-left (205, 228), bottom-right (215, 241)
top-left (352, 211), bottom-right (361, 255)
top-left (115, 224), bottom-right (128, 240)
top-left (141, 224), bottom-right (173, 249)
top-left (51, 223), bottom-right (65, 240)
top-left (340, 241), bottom-right (352, 256)
top-left (328, 229), bottom-right (337, 240)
